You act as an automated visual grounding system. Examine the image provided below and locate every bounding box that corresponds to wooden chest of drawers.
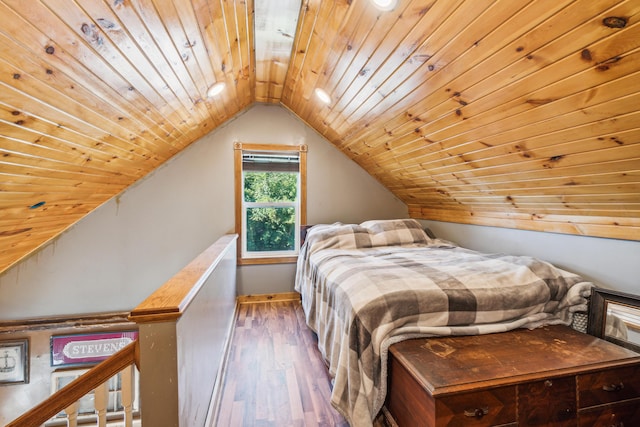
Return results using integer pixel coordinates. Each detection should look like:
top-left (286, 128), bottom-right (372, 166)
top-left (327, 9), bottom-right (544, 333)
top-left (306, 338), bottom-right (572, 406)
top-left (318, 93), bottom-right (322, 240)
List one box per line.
top-left (386, 325), bottom-right (640, 426)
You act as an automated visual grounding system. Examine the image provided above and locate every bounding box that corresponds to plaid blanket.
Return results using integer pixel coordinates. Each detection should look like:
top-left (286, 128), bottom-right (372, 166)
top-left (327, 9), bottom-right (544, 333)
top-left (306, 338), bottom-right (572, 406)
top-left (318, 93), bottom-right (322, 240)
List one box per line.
top-left (294, 220), bottom-right (592, 426)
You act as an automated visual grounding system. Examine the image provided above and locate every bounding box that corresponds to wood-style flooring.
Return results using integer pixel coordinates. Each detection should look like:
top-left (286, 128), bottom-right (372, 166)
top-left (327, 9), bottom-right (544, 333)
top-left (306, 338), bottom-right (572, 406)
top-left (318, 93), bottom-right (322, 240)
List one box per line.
top-left (215, 298), bottom-right (350, 426)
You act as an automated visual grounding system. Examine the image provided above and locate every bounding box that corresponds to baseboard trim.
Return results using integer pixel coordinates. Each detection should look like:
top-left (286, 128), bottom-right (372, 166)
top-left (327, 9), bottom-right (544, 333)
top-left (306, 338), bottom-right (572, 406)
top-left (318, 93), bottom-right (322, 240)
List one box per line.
top-left (236, 292), bottom-right (300, 304)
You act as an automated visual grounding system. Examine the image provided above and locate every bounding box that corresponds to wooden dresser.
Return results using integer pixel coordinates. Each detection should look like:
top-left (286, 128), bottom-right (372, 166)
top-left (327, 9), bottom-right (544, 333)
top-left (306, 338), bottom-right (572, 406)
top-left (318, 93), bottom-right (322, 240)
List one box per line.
top-left (386, 325), bottom-right (640, 426)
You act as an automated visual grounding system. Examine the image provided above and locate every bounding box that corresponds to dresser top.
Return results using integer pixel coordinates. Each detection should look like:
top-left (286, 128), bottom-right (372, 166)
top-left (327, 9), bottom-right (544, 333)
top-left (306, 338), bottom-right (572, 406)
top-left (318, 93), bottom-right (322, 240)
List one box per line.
top-left (389, 325), bottom-right (640, 396)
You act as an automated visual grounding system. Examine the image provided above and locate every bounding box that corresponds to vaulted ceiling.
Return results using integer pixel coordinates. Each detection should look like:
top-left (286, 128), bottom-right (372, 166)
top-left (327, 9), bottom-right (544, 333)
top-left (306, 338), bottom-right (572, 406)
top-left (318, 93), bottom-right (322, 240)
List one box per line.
top-left (1, 0), bottom-right (639, 274)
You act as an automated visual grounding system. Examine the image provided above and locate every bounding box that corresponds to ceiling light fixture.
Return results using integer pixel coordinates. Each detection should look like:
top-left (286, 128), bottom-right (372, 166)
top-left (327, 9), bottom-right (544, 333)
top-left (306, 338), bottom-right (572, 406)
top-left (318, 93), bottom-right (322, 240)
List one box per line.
top-left (207, 82), bottom-right (225, 98)
top-left (371, 0), bottom-right (397, 11)
top-left (315, 88), bottom-right (332, 104)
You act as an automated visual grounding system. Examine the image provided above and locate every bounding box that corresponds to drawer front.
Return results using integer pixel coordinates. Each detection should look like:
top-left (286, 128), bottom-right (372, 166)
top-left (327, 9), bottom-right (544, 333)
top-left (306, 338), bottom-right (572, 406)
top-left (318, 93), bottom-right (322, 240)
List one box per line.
top-left (435, 386), bottom-right (516, 427)
top-left (578, 398), bottom-right (640, 426)
top-left (518, 376), bottom-right (576, 426)
top-left (578, 365), bottom-right (640, 408)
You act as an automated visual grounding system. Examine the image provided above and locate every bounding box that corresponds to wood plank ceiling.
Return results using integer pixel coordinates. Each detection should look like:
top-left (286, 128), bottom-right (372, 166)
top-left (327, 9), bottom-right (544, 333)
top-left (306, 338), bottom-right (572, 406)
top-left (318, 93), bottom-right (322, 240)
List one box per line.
top-left (0, 0), bottom-right (639, 274)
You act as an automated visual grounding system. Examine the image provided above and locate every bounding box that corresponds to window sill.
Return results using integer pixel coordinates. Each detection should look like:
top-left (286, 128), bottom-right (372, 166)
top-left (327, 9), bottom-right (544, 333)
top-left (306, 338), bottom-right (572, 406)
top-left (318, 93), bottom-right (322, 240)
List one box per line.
top-left (237, 256), bottom-right (298, 266)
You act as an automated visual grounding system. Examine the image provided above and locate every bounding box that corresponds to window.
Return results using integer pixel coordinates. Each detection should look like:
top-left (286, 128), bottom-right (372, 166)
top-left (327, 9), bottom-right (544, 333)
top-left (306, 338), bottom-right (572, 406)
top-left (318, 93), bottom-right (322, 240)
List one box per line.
top-left (47, 367), bottom-right (140, 425)
top-left (234, 143), bottom-right (307, 264)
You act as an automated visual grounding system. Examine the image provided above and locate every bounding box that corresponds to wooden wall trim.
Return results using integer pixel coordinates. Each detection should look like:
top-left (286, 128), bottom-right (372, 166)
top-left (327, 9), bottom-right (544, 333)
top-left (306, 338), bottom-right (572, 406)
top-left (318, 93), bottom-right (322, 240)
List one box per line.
top-left (0, 311), bottom-right (132, 333)
top-left (236, 292), bottom-right (301, 304)
top-left (409, 206), bottom-right (640, 241)
top-left (233, 142), bottom-right (308, 263)
top-left (237, 256), bottom-right (298, 266)
top-left (129, 234), bottom-right (238, 323)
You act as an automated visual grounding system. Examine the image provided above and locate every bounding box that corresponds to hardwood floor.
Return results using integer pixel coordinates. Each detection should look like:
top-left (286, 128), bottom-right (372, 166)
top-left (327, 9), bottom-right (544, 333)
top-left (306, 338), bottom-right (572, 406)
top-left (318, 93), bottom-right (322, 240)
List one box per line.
top-left (214, 299), bottom-right (350, 426)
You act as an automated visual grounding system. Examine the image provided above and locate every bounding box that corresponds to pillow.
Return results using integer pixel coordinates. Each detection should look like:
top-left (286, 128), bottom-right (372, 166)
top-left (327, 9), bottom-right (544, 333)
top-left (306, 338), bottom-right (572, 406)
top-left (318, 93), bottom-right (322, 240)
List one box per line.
top-left (305, 223), bottom-right (372, 253)
top-left (360, 218), bottom-right (432, 247)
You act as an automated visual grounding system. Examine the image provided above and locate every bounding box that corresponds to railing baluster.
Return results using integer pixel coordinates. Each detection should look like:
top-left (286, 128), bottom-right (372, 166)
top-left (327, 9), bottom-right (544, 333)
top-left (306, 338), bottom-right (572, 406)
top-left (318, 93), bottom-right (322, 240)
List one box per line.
top-left (64, 401), bottom-right (79, 427)
top-left (121, 365), bottom-right (134, 427)
top-left (94, 380), bottom-right (109, 427)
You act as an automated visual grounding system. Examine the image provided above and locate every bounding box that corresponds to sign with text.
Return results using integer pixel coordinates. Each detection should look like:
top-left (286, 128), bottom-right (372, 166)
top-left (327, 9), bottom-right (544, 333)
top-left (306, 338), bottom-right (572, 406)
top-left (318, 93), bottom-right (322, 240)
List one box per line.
top-left (50, 331), bottom-right (138, 367)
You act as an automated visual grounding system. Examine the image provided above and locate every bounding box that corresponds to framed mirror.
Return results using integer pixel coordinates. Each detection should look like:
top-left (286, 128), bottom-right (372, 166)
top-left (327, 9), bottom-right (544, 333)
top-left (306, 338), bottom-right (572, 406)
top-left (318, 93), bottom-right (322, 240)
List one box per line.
top-left (588, 288), bottom-right (640, 353)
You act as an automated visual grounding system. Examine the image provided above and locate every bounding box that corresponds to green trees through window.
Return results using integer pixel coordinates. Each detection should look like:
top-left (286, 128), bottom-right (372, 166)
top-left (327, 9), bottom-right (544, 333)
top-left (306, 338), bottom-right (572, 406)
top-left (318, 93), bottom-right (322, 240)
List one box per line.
top-left (244, 171), bottom-right (297, 252)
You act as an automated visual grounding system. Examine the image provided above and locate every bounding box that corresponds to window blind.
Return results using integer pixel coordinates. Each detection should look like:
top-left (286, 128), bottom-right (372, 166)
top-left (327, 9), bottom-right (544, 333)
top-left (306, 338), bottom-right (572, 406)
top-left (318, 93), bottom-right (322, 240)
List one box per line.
top-left (242, 152), bottom-right (299, 172)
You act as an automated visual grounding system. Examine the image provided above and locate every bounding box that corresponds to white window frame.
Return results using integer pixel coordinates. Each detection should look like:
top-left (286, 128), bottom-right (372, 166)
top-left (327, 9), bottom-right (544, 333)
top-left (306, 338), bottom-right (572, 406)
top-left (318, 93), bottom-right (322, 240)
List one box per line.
top-left (241, 200), bottom-right (300, 259)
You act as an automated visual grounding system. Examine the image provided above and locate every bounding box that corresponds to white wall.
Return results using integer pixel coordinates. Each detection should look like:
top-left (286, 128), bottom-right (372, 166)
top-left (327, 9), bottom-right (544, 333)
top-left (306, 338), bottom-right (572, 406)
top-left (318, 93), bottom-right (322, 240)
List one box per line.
top-left (0, 105), bottom-right (407, 320)
top-left (422, 221), bottom-right (640, 295)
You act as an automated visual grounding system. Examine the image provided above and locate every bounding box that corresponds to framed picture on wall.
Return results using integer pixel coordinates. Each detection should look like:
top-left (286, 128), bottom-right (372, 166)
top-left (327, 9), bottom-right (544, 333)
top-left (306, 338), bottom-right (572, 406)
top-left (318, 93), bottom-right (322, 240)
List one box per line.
top-left (0, 339), bottom-right (29, 385)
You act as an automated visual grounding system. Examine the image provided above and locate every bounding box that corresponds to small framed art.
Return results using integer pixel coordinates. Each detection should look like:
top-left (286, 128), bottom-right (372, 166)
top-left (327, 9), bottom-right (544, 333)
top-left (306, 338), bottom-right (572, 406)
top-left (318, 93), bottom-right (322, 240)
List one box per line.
top-left (50, 330), bottom-right (138, 367)
top-left (0, 339), bottom-right (29, 385)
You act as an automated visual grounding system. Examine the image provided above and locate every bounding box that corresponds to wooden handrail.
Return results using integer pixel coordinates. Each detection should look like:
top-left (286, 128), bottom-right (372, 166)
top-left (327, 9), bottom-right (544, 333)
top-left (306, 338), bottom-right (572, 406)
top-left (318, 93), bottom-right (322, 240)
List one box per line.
top-left (129, 234), bottom-right (238, 323)
top-left (6, 340), bottom-right (139, 427)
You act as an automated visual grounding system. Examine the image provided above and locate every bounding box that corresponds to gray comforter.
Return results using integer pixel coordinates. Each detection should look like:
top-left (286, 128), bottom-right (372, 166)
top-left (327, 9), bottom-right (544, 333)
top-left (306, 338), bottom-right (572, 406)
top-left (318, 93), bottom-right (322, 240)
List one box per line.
top-left (294, 220), bottom-right (592, 426)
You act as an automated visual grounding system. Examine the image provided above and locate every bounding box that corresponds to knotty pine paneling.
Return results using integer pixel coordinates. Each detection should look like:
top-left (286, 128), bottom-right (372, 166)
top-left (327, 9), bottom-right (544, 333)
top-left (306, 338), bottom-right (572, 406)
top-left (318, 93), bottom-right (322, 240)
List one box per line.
top-left (0, 0), bottom-right (254, 273)
top-left (283, 0), bottom-right (640, 240)
top-left (1, 0), bottom-right (639, 275)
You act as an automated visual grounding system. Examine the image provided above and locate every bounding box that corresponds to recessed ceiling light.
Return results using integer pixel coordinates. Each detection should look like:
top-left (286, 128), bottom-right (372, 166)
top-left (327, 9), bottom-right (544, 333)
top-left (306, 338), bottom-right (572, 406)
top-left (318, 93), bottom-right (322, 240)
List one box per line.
top-left (207, 82), bottom-right (225, 98)
top-left (371, 0), bottom-right (397, 11)
top-left (315, 88), bottom-right (331, 104)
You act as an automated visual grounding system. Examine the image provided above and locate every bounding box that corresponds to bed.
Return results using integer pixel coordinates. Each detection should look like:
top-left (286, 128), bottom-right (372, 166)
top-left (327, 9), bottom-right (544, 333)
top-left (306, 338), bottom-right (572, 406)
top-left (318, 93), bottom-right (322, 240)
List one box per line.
top-left (294, 219), bottom-right (593, 426)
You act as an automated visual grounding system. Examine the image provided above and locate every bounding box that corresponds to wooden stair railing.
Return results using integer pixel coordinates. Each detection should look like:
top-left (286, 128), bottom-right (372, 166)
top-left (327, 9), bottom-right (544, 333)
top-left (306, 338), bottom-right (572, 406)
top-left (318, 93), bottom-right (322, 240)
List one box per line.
top-left (7, 234), bottom-right (237, 427)
top-left (6, 340), bottom-right (140, 427)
